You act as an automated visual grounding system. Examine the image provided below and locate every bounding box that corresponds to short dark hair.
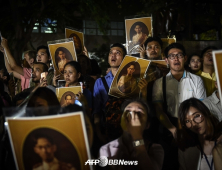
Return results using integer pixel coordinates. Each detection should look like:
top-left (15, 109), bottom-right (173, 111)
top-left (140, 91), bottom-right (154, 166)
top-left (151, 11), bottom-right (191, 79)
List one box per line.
top-left (34, 133), bottom-right (54, 145)
top-left (64, 61), bottom-right (82, 74)
top-left (121, 98), bottom-right (150, 123)
top-left (200, 46), bottom-right (218, 58)
top-left (187, 53), bottom-right (201, 64)
top-left (110, 43), bottom-right (127, 57)
top-left (37, 45), bottom-right (50, 58)
top-left (164, 43), bottom-right (186, 58)
top-left (144, 36), bottom-right (163, 49)
top-left (65, 94), bottom-right (72, 100)
top-left (33, 62), bottom-right (48, 72)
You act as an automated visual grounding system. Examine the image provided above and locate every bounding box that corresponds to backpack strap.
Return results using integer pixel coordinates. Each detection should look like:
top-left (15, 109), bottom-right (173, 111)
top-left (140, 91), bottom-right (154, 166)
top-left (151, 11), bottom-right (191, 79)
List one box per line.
top-left (101, 77), bottom-right (109, 94)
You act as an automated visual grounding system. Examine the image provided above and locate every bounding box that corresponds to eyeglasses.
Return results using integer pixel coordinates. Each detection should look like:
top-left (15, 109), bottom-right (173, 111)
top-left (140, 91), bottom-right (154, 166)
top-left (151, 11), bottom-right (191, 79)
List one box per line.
top-left (184, 114), bottom-right (204, 128)
top-left (168, 53), bottom-right (184, 60)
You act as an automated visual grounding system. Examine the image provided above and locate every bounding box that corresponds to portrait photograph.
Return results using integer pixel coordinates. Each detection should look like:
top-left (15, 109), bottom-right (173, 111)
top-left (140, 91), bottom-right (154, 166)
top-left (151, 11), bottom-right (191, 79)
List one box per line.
top-left (23, 127), bottom-right (80, 170)
top-left (6, 112), bottom-right (92, 170)
top-left (109, 56), bottom-right (150, 98)
top-left (161, 38), bottom-right (176, 59)
top-left (117, 61), bottom-right (141, 94)
top-left (56, 86), bottom-right (82, 107)
top-left (65, 28), bottom-right (84, 55)
top-left (213, 50), bottom-right (222, 109)
top-left (125, 17), bottom-right (152, 54)
top-left (48, 39), bottom-right (77, 76)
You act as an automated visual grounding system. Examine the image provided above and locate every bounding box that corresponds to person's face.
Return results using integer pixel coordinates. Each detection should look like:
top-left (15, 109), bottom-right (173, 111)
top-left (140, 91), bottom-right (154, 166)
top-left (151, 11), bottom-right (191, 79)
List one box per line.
top-left (32, 64), bottom-right (44, 83)
top-left (189, 55), bottom-right (202, 71)
top-left (127, 65), bottom-right (135, 75)
top-left (165, 48), bottom-right (187, 72)
top-left (121, 102), bottom-right (148, 131)
top-left (64, 65), bottom-right (81, 85)
top-left (65, 95), bottom-right (73, 105)
top-left (203, 49), bottom-right (213, 66)
top-left (146, 41), bottom-right (162, 59)
top-left (108, 47), bottom-right (124, 68)
top-left (134, 25), bottom-right (142, 33)
top-left (58, 51), bottom-right (66, 60)
top-left (36, 49), bottom-right (50, 64)
top-left (184, 106), bottom-right (206, 136)
top-left (34, 138), bottom-right (56, 162)
top-left (24, 53), bottom-right (34, 68)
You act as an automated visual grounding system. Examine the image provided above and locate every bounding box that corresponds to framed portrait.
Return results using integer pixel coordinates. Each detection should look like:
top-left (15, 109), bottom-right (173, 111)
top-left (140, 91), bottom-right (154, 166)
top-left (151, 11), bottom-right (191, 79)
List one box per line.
top-left (65, 28), bottom-right (84, 55)
top-left (161, 37), bottom-right (176, 59)
top-left (56, 86), bottom-right (83, 107)
top-left (6, 112), bottom-right (92, 170)
top-left (212, 50), bottom-right (222, 109)
top-left (125, 17), bottom-right (152, 54)
top-left (146, 60), bottom-right (169, 84)
top-left (109, 56), bottom-right (150, 98)
top-left (48, 39), bottom-right (77, 75)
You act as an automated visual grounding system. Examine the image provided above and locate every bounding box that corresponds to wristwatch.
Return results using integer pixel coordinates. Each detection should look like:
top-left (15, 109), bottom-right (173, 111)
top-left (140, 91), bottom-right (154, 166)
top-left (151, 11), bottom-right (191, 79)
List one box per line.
top-left (132, 139), bottom-right (144, 147)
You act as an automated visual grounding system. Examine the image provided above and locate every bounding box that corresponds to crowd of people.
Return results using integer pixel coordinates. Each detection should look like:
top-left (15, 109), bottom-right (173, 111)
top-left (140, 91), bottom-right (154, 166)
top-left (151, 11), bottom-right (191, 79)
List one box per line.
top-left (0, 35), bottom-right (222, 170)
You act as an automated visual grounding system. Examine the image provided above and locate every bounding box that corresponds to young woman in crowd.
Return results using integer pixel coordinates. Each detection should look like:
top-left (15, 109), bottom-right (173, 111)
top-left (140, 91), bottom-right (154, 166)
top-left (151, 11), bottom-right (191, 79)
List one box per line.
top-left (177, 98), bottom-right (222, 170)
top-left (99, 98), bottom-right (164, 170)
top-left (187, 54), bottom-right (202, 75)
top-left (53, 61), bottom-right (92, 112)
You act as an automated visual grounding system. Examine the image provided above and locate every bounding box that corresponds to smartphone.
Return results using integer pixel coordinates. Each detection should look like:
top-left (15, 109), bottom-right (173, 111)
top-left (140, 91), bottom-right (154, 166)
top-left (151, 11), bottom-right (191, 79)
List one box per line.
top-left (41, 72), bottom-right (48, 79)
top-left (57, 80), bottom-right (66, 87)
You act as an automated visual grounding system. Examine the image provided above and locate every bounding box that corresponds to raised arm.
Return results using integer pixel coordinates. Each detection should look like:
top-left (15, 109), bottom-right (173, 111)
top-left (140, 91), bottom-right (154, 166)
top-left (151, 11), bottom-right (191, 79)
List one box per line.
top-left (0, 45), bottom-right (21, 79)
top-left (1, 38), bottom-right (24, 75)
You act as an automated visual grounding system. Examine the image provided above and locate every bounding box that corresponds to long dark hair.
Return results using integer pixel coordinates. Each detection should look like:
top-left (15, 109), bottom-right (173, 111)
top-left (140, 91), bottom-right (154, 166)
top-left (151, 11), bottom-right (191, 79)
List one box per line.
top-left (63, 61), bottom-right (83, 82)
top-left (177, 98), bottom-right (220, 150)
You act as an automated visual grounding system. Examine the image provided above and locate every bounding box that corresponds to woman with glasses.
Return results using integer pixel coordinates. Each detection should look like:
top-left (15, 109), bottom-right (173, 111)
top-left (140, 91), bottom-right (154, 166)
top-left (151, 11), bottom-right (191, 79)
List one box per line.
top-left (99, 98), bottom-right (164, 170)
top-left (177, 98), bottom-right (222, 170)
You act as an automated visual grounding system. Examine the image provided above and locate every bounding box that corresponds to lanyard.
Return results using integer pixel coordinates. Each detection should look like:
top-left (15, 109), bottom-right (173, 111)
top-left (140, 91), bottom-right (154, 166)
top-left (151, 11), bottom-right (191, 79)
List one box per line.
top-left (203, 153), bottom-right (213, 170)
top-left (199, 141), bottom-right (216, 170)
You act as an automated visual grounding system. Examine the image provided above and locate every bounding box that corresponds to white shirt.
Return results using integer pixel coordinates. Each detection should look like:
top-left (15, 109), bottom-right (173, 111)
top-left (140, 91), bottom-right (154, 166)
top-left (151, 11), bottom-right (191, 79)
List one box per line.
top-left (202, 90), bottom-right (222, 121)
top-left (152, 71), bottom-right (206, 118)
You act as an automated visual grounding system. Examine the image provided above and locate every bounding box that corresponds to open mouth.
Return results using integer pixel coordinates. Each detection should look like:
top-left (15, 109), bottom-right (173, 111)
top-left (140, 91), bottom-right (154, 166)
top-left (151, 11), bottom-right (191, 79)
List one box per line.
top-left (209, 59), bottom-right (213, 62)
top-left (111, 59), bottom-right (116, 62)
top-left (194, 65), bottom-right (198, 68)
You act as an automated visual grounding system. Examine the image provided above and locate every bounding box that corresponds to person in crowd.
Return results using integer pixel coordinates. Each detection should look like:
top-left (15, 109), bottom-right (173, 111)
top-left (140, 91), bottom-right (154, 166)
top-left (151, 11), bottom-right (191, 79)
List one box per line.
top-left (177, 98), bottom-right (222, 170)
top-left (93, 43), bottom-right (148, 144)
top-left (187, 54), bottom-right (202, 75)
top-left (0, 40), bottom-right (36, 91)
top-left (77, 54), bottom-right (95, 93)
top-left (36, 45), bottom-right (54, 86)
top-left (33, 134), bottom-right (76, 170)
top-left (152, 43), bottom-right (206, 170)
top-left (200, 46), bottom-right (218, 96)
top-left (153, 42), bottom-right (206, 137)
top-left (26, 87), bottom-right (60, 116)
top-left (89, 58), bottom-right (102, 80)
top-left (100, 98), bottom-right (164, 170)
top-left (137, 36), bottom-right (163, 60)
top-left (53, 61), bottom-right (92, 110)
top-left (23, 62), bottom-right (48, 93)
top-left (203, 81), bottom-right (222, 121)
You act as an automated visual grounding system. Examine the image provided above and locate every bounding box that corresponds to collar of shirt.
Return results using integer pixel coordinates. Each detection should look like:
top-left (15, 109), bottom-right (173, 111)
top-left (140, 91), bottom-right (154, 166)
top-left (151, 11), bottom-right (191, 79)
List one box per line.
top-left (105, 70), bottom-right (114, 79)
top-left (43, 157), bottom-right (59, 170)
top-left (211, 90), bottom-right (220, 105)
top-left (201, 71), bottom-right (216, 80)
top-left (167, 70), bottom-right (187, 80)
